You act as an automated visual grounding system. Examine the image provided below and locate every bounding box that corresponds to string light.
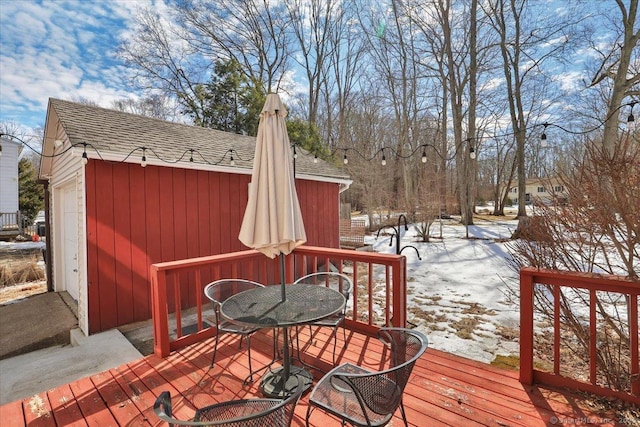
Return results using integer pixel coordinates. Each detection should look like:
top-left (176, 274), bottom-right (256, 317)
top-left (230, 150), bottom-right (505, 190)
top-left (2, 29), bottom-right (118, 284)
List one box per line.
top-left (0, 133), bottom-right (256, 168)
top-left (469, 145), bottom-right (476, 160)
top-left (1, 98), bottom-right (636, 171)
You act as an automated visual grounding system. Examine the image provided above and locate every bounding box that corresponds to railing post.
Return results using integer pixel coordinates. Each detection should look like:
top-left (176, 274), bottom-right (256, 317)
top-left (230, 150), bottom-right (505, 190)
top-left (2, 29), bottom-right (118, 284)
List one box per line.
top-left (391, 257), bottom-right (406, 327)
top-left (631, 294), bottom-right (639, 396)
top-left (519, 268), bottom-right (534, 385)
top-left (284, 253), bottom-right (294, 284)
top-left (151, 265), bottom-right (170, 357)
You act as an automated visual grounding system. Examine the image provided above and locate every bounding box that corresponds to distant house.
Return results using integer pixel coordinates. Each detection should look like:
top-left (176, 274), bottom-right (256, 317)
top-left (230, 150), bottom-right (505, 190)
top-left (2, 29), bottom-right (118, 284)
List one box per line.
top-left (0, 136), bottom-right (21, 237)
top-left (505, 177), bottom-right (568, 206)
top-left (40, 98), bottom-right (352, 335)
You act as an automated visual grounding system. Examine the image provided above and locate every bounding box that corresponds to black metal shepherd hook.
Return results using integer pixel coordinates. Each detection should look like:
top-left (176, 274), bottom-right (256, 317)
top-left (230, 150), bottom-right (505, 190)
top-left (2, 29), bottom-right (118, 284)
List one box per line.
top-left (375, 214), bottom-right (422, 260)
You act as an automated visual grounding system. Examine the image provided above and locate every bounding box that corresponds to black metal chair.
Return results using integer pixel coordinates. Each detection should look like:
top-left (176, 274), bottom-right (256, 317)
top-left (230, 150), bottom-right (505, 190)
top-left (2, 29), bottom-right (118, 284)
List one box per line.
top-left (293, 272), bottom-right (352, 366)
top-left (305, 327), bottom-right (428, 427)
top-left (153, 380), bottom-right (303, 426)
top-left (204, 279), bottom-right (266, 383)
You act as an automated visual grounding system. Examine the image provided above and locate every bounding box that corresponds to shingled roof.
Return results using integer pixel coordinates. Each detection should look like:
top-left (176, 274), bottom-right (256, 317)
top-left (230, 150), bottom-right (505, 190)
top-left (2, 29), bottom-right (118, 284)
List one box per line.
top-left (44, 98), bottom-right (350, 182)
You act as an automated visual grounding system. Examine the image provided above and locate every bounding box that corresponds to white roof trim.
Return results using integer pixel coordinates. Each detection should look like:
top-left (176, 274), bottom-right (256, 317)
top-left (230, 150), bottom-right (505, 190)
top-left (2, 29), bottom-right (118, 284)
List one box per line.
top-left (81, 149), bottom-right (352, 186)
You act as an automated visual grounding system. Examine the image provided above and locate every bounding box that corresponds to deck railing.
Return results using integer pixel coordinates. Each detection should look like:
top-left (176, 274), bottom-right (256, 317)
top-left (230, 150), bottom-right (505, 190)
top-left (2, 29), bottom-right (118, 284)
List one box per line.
top-left (520, 267), bottom-right (639, 403)
top-left (0, 211), bottom-right (21, 236)
top-left (150, 245), bottom-right (406, 358)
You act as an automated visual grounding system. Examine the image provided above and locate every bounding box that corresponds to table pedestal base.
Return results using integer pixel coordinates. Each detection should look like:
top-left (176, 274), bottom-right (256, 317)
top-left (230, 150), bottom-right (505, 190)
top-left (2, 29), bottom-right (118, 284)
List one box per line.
top-left (260, 365), bottom-right (313, 398)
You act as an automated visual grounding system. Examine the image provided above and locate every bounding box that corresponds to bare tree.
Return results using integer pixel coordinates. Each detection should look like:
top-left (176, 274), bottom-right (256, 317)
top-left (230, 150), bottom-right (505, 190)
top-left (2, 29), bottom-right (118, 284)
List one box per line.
top-left (111, 94), bottom-right (176, 120)
top-left (481, 0), bottom-right (574, 221)
top-left (176, 0), bottom-right (293, 94)
top-left (590, 0), bottom-right (639, 156)
top-left (356, 1), bottom-right (436, 211)
top-left (320, 1), bottom-right (366, 152)
top-left (117, 7), bottom-right (208, 124)
top-left (70, 96), bottom-right (100, 107)
top-left (411, 6), bottom-right (454, 215)
top-left (433, 0), bottom-right (478, 227)
top-left (285, 0), bottom-right (339, 126)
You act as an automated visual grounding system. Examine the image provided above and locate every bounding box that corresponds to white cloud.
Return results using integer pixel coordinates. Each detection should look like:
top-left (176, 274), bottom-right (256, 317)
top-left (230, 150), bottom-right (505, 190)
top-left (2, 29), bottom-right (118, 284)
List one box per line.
top-left (0, 0), bottom-right (155, 130)
top-left (554, 70), bottom-right (586, 92)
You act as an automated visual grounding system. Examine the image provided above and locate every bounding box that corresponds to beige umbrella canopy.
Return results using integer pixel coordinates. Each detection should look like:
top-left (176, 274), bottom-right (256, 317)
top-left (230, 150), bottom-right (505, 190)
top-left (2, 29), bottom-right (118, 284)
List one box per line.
top-left (239, 93), bottom-right (307, 260)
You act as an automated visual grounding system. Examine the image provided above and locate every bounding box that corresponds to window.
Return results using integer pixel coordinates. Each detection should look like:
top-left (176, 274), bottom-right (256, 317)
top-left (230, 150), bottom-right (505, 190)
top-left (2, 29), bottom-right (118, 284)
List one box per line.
top-left (537, 186), bottom-right (545, 193)
top-left (512, 188), bottom-right (518, 193)
top-left (554, 185), bottom-right (564, 192)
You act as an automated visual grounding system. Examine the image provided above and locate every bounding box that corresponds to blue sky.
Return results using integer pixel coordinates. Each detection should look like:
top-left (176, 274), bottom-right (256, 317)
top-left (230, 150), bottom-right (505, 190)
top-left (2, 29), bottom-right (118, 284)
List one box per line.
top-left (0, 0), bottom-right (157, 131)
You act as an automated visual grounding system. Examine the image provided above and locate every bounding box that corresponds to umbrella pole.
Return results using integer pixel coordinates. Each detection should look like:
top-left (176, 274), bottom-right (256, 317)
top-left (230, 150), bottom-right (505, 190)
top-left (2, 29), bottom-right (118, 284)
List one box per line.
top-left (280, 254), bottom-right (286, 301)
top-left (279, 253), bottom-right (291, 386)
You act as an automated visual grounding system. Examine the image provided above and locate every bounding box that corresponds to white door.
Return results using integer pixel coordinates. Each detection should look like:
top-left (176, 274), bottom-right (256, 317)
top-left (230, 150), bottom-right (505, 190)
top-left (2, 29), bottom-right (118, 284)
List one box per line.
top-left (62, 184), bottom-right (79, 301)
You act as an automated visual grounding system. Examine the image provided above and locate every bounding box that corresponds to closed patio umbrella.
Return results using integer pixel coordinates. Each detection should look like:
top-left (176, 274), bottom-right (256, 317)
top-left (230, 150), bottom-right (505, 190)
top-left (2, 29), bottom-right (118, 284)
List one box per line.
top-left (239, 93), bottom-right (307, 294)
top-left (238, 93), bottom-right (309, 397)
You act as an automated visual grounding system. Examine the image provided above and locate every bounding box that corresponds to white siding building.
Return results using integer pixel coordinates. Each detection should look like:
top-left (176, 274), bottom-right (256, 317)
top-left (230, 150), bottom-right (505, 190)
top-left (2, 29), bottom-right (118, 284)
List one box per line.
top-left (0, 137), bottom-right (21, 230)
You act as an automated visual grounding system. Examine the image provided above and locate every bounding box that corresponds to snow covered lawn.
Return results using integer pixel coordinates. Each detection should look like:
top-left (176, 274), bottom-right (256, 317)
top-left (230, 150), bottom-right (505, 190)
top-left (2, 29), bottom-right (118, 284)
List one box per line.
top-left (364, 216), bottom-right (522, 364)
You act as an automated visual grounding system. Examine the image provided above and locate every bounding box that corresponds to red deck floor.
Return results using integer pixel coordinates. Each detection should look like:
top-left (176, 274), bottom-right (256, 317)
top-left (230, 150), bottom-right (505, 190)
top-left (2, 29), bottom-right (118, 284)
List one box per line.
top-left (0, 327), bottom-right (626, 426)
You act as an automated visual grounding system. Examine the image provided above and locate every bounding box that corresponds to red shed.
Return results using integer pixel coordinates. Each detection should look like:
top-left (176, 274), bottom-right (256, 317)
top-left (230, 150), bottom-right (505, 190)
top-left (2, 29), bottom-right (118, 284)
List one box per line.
top-left (39, 98), bottom-right (351, 335)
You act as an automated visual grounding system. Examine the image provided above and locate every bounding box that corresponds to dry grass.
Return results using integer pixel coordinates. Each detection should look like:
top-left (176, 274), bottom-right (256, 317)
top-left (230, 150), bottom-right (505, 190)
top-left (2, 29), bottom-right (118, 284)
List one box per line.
top-left (0, 280), bottom-right (47, 304)
top-left (0, 248), bottom-right (47, 303)
top-left (0, 256), bottom-right (45, 287)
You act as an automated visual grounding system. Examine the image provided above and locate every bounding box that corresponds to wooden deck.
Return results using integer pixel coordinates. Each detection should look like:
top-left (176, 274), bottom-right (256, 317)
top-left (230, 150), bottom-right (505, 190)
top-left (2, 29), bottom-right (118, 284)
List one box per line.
top-left (0, 327), bottom-right (625, 426)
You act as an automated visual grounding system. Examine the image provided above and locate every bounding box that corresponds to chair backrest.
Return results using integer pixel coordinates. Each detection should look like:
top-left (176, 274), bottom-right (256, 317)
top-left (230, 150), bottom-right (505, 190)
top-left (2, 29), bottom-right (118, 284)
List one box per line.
top-left (204, 279), bottom-right (264, 324)
top-left (336, 328), bottom-right (428, 420)
top-left (293, 272), bottom-right (352, 299)
top-left (154, 379), bottom-right (303, 426)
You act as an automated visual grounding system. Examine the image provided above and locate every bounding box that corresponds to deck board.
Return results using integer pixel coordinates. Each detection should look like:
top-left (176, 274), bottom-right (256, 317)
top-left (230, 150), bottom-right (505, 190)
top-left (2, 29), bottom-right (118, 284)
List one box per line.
top-left (0, 328), bottom-right (625, 426)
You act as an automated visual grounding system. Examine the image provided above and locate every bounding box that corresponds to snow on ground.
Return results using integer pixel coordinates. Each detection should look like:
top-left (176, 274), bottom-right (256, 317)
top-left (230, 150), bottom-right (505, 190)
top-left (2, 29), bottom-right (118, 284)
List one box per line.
top-left (362, 215), bottom-right (522, 364)
top-left (0, 241), bottom-right (46, 250)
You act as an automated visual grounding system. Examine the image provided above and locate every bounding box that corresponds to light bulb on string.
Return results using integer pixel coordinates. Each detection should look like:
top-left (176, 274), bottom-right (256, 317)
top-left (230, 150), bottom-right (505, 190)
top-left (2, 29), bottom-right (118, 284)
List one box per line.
top-left (381, 150), bottom-right (386, 166)
top-left (141, 147), bottom-right (147, 167)
top-left (230, 150), bottom-right (235, 166)
top-left (313, 153), bottom-right (318, 163)
top-left (82, 143), bottom-right (88, 165)
top-left (293, 145), bottom-right (297, 159)
top-left (189, 149), bottom-right (194, 163)
top-left (540, 123), bottom-right (548, 147)
top-left (421, 147), bottom-right (427, 163)
top-left (469, 145), bottom-right (476, 160)
top-left (343, 152), bottom-right (348, 164)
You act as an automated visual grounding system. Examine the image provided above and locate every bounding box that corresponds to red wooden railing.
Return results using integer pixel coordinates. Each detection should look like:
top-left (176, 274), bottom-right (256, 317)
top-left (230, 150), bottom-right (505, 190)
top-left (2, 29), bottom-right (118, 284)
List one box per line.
top-left (520, 267), bottom-right (639, 404)
top-left (150, 245), bottom-right (406, 358)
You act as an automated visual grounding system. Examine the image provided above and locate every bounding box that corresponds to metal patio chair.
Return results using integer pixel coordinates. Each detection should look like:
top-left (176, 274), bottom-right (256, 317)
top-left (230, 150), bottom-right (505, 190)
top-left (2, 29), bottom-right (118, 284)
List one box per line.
top-left (305, 327), bottom-right (428, 427)
top-left (293, 271), bottom-right (352, 366)
top-left (204, 279), bottom-right (267, 383)
top-left (153, 379), bottom-right (302, 426)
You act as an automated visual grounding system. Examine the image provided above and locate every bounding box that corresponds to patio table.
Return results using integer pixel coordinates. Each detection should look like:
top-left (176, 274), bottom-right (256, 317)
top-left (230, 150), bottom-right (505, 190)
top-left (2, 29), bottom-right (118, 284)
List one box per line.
top-left (219, 283), bottom-right (345, 398)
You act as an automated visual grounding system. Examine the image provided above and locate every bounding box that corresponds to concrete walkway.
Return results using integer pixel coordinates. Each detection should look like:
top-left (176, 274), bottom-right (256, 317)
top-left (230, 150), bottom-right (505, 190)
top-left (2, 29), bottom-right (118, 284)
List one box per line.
top-left (0, 292), bottom-right (143, 405)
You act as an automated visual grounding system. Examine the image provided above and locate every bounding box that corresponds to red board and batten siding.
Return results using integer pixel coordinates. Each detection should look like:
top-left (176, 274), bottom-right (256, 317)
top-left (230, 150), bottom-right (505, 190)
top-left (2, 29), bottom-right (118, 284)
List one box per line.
top-left (85, 161), bottom-right (341, 333)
